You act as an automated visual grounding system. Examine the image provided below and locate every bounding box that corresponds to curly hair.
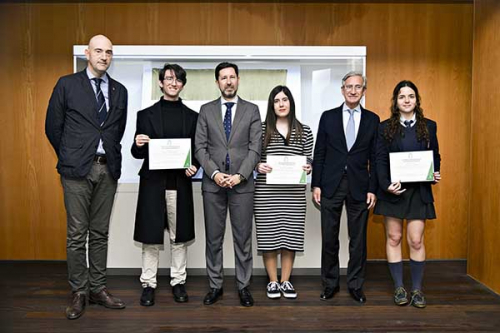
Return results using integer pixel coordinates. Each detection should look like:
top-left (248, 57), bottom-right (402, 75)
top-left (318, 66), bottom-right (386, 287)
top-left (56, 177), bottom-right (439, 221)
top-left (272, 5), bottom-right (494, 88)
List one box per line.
top-left (383, 80), bottom-right (429, 143)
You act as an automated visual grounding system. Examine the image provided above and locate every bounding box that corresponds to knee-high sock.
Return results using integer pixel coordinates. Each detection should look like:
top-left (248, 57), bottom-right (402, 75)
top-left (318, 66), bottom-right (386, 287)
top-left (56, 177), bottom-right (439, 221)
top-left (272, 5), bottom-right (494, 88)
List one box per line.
top-left (388, 261), bottom-right (404, 288)
top-left (410, 259), bottom-right (425, 291)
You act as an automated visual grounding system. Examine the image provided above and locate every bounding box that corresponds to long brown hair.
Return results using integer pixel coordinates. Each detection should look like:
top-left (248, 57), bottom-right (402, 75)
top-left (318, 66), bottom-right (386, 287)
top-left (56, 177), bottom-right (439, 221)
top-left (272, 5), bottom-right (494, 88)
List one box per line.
top-left (384, 80), bottom-right (429, 143)
top-left (263, 85), bottom-right (303, 150)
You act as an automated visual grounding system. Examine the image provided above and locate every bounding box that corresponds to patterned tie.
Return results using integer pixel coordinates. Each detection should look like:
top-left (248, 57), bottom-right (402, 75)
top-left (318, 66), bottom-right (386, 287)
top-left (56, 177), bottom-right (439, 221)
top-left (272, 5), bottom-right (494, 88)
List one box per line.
top-left (93, 78), bottom-right (107, 126)
top-left (224, 102), bottom-right (234, 171)
top-left (346, 109), bottom-right (356, 151)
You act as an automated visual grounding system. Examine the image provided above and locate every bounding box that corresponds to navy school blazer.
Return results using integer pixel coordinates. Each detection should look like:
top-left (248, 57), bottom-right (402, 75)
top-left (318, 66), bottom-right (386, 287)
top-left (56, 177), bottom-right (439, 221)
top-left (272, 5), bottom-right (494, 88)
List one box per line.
top-left (376, 118), bottom-right (441, 204)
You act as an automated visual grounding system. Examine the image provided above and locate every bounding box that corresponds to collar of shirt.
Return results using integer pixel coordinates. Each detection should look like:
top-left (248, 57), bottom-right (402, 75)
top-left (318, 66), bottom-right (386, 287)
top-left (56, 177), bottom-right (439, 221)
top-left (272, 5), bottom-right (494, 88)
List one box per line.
top-left (86, 67), bottom-right (109, 84)
top-left (220, 95), bottom-right (239, 107)
top-left (400, 113), bottom-right (416, 127)
top-left (342, 103), bottom-right (361, 114)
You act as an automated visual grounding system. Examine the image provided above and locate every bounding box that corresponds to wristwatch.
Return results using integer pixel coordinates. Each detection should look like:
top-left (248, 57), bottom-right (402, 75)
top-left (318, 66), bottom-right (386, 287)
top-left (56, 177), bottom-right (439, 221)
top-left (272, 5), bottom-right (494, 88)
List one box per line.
top-left (237, 173), bottom-right (246, 182)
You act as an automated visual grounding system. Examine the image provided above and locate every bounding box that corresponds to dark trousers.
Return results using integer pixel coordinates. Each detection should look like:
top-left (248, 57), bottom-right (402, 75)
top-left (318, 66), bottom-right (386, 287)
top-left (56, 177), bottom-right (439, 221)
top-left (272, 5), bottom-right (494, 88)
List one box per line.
top-left (61, 162), bottom-right (117, 294)
top-left (321, 174), bottom-right (368, 290)
top-left (202, 189), bottom-right (254, 290)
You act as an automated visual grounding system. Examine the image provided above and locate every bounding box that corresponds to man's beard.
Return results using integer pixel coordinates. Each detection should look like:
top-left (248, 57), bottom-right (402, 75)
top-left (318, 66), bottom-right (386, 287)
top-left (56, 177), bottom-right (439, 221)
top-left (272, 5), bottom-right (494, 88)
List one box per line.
top-left (221, 87), bottom-right (237, 99)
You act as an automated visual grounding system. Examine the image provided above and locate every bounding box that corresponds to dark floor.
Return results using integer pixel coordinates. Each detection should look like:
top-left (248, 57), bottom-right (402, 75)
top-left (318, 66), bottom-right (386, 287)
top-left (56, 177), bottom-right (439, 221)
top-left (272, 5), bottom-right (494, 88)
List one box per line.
top-left (1, 261), bottom-right (499, 332)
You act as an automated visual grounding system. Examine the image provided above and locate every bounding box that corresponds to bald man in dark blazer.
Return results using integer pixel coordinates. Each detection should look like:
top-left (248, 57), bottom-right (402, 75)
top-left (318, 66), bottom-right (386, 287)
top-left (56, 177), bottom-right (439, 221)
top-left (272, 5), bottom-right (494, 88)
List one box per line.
top-left (46, 35), bottom-right (127, 320)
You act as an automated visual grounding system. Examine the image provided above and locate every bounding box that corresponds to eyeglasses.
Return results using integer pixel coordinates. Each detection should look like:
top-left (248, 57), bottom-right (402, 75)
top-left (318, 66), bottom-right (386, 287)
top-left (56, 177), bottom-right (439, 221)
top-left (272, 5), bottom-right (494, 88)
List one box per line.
top-left (164, 76), bottom-right (183, 84)
top-left (343, 84), bottom-right (364, 91)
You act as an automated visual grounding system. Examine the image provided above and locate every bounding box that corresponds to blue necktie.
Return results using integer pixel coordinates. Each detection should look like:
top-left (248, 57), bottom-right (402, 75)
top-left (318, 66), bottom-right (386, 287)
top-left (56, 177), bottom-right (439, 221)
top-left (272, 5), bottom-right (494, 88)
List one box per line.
top-left (346, 109), bottom-right (356, 151)
top-left (224, 102), bottom-right (234, 171)
top-left (93, 78), bottom-right (107, 126)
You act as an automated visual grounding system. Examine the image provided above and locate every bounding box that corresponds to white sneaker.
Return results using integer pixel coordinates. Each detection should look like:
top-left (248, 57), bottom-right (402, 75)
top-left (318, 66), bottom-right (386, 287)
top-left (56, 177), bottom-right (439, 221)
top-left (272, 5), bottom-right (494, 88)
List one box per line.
top-left (280, 281), bottom-right (297, 299)
top-left (266, 281), bottom-right (281, 299)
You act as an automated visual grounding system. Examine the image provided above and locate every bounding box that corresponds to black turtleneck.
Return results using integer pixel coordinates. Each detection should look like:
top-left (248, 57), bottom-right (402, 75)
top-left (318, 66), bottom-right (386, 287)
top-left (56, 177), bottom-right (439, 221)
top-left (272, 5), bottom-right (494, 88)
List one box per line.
top-left (160, 98), bottom-right (184, 190)
top-left (160, 98), bottom-right (184, 139)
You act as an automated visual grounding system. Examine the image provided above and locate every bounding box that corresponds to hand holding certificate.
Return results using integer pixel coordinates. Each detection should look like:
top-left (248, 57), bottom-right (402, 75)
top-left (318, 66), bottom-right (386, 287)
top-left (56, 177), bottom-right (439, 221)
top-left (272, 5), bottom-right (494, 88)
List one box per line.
top-left (389, 150), bottom-right (434, 183)
top-left (266, 155), bottom-right (307, 185)
top-left (149, 138), bottom-right (191, 170)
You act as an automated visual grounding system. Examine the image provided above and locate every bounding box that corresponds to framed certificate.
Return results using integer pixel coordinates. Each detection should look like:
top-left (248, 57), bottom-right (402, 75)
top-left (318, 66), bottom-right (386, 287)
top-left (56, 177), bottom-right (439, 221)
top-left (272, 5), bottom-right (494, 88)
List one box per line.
top-left (389, 150), bottom-right (434, 183)
top-left (148, 138), bottom-right (191, 170)
top-left (266, 155), bottom-right (307, 185)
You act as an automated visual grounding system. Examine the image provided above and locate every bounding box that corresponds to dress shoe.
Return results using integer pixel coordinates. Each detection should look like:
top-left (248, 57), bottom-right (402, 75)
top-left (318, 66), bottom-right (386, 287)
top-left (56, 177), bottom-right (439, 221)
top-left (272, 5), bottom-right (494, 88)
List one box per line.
top-left (238, 287), bottom-right (254, 307)
top-left (140, 286), bottom-right (155, 306)
top-left (89, 288), bottom-right (126, 309)
top-left (172, 284), bottom-right (188, 303)
top-left (320, 286), bottom-right (340, 300)
top-left (203, 288), bottom-right (223, 305)
top-left (66, 292), bottom-right (86, 320)
top-left (410, 289), bottom-right (426, 308)
top-left (394, 286), bottom-right (409, 306)
top-left (348, 288), bottom-right (366, 303)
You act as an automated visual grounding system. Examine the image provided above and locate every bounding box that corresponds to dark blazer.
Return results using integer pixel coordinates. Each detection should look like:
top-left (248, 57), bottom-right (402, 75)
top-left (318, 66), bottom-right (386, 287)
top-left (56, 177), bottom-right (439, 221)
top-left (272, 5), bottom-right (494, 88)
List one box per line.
top-left (45, 70), bottom-right (128, 180)
top-left (195, 97), bottom-right (262, 194)
top-left (131, 99), bottom-right (199, 244)
top-left (376, 118), bottom-right (440, 204)
top-left (312, 104), bottom-right (380, 201)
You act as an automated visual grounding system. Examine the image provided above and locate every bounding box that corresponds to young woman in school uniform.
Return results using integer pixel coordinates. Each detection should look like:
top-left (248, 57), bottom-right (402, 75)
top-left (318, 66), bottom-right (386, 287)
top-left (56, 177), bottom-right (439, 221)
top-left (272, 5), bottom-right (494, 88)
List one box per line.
top-left (374, 80), bottom-right (441, 308)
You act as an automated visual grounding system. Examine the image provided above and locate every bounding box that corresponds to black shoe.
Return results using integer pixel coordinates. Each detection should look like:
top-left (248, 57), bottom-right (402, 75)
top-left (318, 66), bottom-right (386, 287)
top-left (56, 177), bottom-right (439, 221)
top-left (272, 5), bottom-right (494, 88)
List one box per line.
top-left (348, 288), bottom-right (366, 303)
top-left (410, 289), bottom-right (426, 308)
top-left (66, 292), bottom-right (86, 320)
top-left (394, 286), bottom-right (409, 306)
top-left (140, 287), bottom-right (155, 306)
top-left (238, 287), bottom-right (254, 307)
top-left (320, 286), bottom-right (340, 300)
top-left (203, 288), bottom-right (223, 305)
top-left (172, 284), bottom-right (188, 303)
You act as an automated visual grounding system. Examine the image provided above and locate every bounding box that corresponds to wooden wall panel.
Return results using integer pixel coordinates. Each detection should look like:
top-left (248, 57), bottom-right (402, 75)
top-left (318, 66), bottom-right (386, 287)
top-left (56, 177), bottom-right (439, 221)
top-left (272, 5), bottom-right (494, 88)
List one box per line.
top-left (468, 0), bottom-right (500, 294)
top-left (0, 2), bottom-right (472, 260)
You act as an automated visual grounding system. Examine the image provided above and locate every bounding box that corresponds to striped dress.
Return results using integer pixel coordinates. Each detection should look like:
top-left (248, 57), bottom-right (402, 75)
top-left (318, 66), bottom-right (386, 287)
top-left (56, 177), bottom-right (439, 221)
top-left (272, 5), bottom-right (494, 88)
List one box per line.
top-left (254, 123), bottom-right (314, 252)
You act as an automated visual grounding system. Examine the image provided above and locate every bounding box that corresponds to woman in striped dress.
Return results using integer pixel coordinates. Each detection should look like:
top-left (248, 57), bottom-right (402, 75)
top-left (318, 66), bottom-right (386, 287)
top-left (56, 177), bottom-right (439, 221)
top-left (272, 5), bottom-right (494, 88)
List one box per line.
top-left (254, 85), bottom-right (314, 299)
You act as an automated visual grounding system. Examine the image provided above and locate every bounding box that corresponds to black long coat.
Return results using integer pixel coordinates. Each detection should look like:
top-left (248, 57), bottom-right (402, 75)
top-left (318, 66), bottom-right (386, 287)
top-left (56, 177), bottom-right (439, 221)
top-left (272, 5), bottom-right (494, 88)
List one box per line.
top-left (132, 99), bottom-right (199, 244)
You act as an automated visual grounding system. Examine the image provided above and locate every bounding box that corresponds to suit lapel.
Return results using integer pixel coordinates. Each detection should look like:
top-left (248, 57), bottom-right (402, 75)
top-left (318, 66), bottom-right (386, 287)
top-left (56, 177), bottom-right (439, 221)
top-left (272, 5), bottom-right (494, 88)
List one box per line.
top-left (229, 98), bottom-right (245, 143)
top-left (79, 71), bottom-right (100, 128)
top-left (149, 100), bottom-right (164, 138)
top-left (336, 106), bottom-right (348, 152)
top-left (211, 98), bottom-right (226, 142)
top-left (351, 106), bottom-right (368, 150)
top-left (105, 74), bottom-right (121, 126)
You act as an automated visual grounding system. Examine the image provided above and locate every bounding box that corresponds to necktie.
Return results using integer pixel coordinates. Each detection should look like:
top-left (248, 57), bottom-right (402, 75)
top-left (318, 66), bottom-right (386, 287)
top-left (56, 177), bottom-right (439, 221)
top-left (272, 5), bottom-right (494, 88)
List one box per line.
top-left (404, 120), bottom-right (414, 128)
top-left (224, 102), bottom-right (235, 171)
top-left (346, 109), bottom-right (356, 151)
top-left (93, 78), bottom-right (107, 126)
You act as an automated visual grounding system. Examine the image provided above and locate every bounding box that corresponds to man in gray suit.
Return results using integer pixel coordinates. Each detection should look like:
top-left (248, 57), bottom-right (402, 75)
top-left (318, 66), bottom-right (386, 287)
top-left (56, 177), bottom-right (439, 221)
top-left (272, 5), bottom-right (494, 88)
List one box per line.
top-left (195, 62), bottom-right (262, 307)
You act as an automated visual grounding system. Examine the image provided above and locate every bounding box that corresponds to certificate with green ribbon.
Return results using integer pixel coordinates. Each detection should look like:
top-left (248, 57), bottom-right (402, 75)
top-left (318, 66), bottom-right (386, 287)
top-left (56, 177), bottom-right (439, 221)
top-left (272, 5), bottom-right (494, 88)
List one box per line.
top-left (389, 150), bottom-right (434, 183)
top-left (149, 138), bottom-right (191, 170)
top-left (266, 155), bottom-right (307, 185)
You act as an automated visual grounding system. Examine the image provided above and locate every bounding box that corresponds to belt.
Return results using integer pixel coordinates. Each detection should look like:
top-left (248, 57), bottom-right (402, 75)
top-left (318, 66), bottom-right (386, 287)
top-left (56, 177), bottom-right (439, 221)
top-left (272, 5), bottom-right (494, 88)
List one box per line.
top-left (94, 155), bottom-right (107, 164)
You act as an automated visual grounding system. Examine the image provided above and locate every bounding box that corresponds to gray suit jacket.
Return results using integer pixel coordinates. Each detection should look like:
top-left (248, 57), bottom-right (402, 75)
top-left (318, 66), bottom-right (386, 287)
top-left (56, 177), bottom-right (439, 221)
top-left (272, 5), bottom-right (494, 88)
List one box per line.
top-left (195, 97), bottom-right (262, 193)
